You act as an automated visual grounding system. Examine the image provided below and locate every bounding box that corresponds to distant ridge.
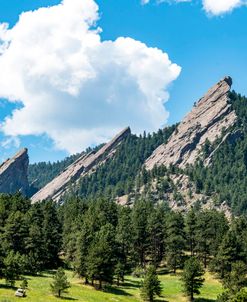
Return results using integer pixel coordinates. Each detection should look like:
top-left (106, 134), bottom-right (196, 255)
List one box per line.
top-left (31, 127), bottom-right (131, 202)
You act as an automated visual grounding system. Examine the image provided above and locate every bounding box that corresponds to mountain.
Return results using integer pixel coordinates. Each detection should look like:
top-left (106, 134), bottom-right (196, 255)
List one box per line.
top-left (145, 76), bottom-right (236, 169)
top-left (31, 127), bottom-right (131, 202)
top-left (0, 148), bottom-right (29, 195)
top-left (2, 76), bottom-right (247, 215)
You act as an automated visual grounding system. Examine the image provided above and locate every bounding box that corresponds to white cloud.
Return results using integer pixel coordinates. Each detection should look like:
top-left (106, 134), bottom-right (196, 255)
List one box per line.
top-left (141, 0), bottom-right (150, 4)
top-left (0, 0), bottom-right (181, 154)
top-left (202, 0), bottom-right (247, 15)
top-left (142, 0), bottom-right (247, 15)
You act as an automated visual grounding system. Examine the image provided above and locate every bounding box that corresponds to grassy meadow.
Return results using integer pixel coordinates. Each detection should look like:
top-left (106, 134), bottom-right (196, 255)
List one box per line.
top-left (0, 270), bottom-right (222, 302)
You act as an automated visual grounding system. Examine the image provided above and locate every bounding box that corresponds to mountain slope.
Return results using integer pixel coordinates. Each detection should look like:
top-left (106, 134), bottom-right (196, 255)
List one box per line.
top-left (145, 76), bottom-right (236, 169)
top-left (3, 75), bottom-right (247, 215)
top-left (31, 127), bottom-right (131, 202)
top-left (0, 148), bottom-right (29, 195)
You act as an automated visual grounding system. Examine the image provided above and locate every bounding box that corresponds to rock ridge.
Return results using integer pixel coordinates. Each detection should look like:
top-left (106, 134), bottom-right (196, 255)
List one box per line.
top-left (0, 148), bottom-right (29, 195)
top-left (31, 127), bottom-right (131, 202)
top-left (145, 76), bottom-right (237, 169)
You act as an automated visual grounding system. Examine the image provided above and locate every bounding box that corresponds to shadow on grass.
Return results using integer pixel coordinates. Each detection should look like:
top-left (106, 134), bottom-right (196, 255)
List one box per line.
top-left (155, 298), bottom-right (168, 302)
top-left (0, 284), bottom-right (17, 290)
top-left (104, 286), bottom-right (133, 297)
top-left (122, 279), bottom-right (141, 289)
top-left (158, 268), bottom-right (170, 275)
top-left (35, 270), bottom-right (57, 278)
top-left (60, 296), bottom-right (78, 301)
top-left (194, 298), bottom-right (216, 302)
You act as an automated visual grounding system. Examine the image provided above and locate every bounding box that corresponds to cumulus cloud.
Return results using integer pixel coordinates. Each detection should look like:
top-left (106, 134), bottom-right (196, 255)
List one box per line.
top-left (0, 0), bottom-right (181, 154)
top-left (203, 0), bottom-right (247, 15)
top-left (142, 0), bottom-right (247, 15)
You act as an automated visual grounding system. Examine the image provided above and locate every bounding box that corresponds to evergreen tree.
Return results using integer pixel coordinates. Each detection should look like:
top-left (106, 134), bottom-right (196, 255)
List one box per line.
top-left (74, 226), bottom-right (91, 284)
top-left (147, 204), bottom-right (166, 265)
top-left (132, 200), bottom-right (153, 267)
top-left (86, 224), bottom-right (116, 289)
top-left (181, 257), bottom-right (205, 302)
top-left (140, 265), bottom-right (162, 302)
top-left (3, 251), bottom-right (25, 287)
top-left (223, 261), bottom-right (247, 295)
top-left (231, 289), bottom-right (247, 302)
top-left (115, 207), bottom-right (133, 282)
top-left (50, 267), bottom-right (70, 298)
top-left (185, 208), bottom-right (197, 256)
top-left (211, 229), bottom-right (242, 279)
top-left (42, 201), bottom-right (62, 268)
top-left (195, 211), bottom-right (228, 268)
top-left (20, 277), bottom-right (28, 290)
top-left (166, 212), bottom-right (185, 273)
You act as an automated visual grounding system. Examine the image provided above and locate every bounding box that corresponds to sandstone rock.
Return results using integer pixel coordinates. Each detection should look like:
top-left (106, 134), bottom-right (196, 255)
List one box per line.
top-left (31, 127), bottom-right (131, 203)
top-left (0, 148), bottom-right (29, 195)
top-left (145, 76), bottom-right (237, 169)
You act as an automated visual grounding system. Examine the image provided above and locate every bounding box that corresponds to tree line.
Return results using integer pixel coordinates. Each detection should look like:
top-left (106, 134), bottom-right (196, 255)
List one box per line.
top-left (1, 193), bottom-right (247, 301)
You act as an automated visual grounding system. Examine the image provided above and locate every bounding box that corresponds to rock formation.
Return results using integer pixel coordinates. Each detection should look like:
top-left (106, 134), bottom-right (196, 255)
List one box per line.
top-left (145, 76), bottom-right (237, 169)
top-left (31, 127), bottom-right (131, 203)
top-left (0, 148), bottom-right (29, 195)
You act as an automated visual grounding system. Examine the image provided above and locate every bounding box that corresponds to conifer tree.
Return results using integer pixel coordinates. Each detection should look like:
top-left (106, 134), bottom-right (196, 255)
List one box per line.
top-left (140, 265), bottom-right (162, 302)
top-left (86, 224), bottom-right (116, 289)
top-left (50, 267), bottom-right (70, 298)
top-left (185, 208), bottom-right (197, 256)
top-left (181, 257), bottom-right (205, 302)
top-left (166, 212), bottom-right (185, 273)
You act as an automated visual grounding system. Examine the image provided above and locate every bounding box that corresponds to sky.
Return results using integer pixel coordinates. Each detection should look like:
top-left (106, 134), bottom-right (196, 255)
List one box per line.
top-left (0, 0), bottom-right (247, 163)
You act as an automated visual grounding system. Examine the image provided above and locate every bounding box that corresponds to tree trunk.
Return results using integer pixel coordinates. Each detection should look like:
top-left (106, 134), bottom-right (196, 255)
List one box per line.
top-left (190, 292), bottom-right (194, 302)
top-left (204, 253), bottom-right (207, 268)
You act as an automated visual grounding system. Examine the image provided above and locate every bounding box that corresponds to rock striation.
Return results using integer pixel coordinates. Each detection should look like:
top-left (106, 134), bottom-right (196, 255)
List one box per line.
top-left (31, 127), bottom-right (131, 203)
top-left (145, 76), bottom-right (237, 169)
top-left (0, 148), bottom-right (29, 195)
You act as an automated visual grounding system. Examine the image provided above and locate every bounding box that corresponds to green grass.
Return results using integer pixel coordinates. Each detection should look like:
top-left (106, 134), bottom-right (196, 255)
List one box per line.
top-left (0, 270), bottom-right (222, 302)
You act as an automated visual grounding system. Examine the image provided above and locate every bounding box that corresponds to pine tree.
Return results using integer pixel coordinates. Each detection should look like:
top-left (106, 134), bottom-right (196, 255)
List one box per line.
top-left (185, 208), bottom-right (197, 256)
top-left (3, 251), bottom-right (25, 287)
top-left (132, 200), bottom-right (153, 267)
top-left (181, 257), bottom-right (205, 302)
top-left (86, 224), bottom-right (116, 289)
top-left (166, 212), bottom-right (185, 273)
top-left (211, 229), bottom-right (242, 279)
top-left (20, 277), bottom-right (28, 290)
top-left (115, 207), bottom-right (133, 283)
top-left (140, 265), bottom-right (162, 302)
top-left (42, 201), bottom-right (62, 268)
top-left (147, 205), bottom-right (166, 265)
top-left (50, 267), bottom-right (70, 298)
top-left (223, 261), bottom-right (247, 295)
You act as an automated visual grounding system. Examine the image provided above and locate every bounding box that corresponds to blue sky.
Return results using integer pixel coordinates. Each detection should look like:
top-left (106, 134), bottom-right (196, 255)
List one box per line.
top-left (0, 0), bottom-right (247, 163)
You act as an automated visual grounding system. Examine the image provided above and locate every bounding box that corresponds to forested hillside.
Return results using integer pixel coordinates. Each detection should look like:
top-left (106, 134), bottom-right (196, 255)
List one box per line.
top-left (28, 144), bottom-right (104, 192)
top-left (76, 127), bottom-right (176, 198)
top-left (28, 126), bottom-right (176, 200)
top-left (28, 154), bottom-right (81, 191)
top-left (186, 91), bottom-right (247, 215)
top-left (27, 87), bottom-right (247, 216)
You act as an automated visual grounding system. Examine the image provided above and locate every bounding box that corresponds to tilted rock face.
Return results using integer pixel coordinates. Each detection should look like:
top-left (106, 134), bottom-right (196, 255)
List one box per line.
top-left (31, 127), bottom-right (131, 203)
top-left (0, 148), bottom-right (29, 195)
top-left (145, 76), bottom-right (237, 169)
